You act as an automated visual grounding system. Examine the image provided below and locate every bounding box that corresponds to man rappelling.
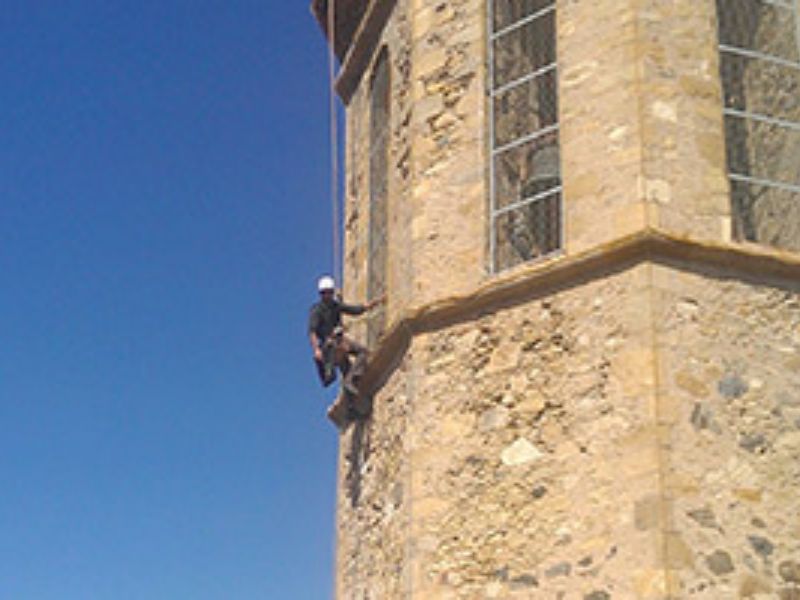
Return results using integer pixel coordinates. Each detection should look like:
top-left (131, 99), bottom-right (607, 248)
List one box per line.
top-left (308, 275), bottom-right (384, 402)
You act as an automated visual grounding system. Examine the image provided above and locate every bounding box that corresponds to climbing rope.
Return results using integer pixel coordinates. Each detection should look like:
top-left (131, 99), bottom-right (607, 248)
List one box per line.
top-left (327, 0), bottom-right (341, 285)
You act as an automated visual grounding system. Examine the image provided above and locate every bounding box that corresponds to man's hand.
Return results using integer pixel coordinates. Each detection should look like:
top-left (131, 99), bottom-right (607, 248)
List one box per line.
top-left (314, 347), bottom-right (323, 362)
top-left (366, 295), bottom-right (387, 311)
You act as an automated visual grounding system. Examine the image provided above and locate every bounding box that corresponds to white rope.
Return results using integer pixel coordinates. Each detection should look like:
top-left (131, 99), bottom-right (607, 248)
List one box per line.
top-left (327, 0), bottom-right (341, 285)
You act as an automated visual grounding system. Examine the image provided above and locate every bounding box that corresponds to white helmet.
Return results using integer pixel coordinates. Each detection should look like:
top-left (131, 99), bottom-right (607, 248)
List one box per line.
top-left (317, 275), bottom-right (336, 292)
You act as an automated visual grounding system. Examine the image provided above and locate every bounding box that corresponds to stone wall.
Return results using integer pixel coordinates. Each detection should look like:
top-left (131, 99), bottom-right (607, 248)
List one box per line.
top-left (336, 349), bottom-right (413, 599)
top-left (344, 0), bottom-right (489, 318)
top-left (558, 0), bottom-right (647, 255)
top-left (636, 0), bottom-right (732, 244)
top-left (343, 0), bottom-right (414, 342)
top-left (336, 259), bottom-right (800, 598)
top-left (336, 264), bottom-right (658, 598)
top-left (407, 0), bottom-right (487, 305)
top-left (331, 0), bottom-right (800, 597)
top-left (654, 262), bottom-right (800, 598)
top-left (337, 0), bottom-right (415, 596)
top-left (340, 0), bottom-right (800, 327)
top-left (405, 264), bottom-right (661, 598)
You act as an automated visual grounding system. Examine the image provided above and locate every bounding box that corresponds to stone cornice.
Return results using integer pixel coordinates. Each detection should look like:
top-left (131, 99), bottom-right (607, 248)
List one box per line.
top-left (356, 229), bottom-right (800, 404)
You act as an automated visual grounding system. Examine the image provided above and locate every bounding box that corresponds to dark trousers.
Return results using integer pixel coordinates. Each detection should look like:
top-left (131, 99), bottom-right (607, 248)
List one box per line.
top-left (315, 334), bottom-right (367, 392)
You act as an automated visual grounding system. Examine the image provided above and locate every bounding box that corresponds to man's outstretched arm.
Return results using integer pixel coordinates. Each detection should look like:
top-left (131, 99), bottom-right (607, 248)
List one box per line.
top-left (340, 295), bottom-right (386, 315)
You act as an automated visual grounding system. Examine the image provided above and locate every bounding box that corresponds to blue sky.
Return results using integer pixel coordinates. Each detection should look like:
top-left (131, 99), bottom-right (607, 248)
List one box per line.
top-left (0, 2), bottom-right (342, 598)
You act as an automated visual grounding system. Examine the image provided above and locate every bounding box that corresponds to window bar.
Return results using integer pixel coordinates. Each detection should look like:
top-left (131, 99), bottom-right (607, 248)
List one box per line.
top-left (747, 0), bottom-right (795, 9)
top-left (560, 175), bottom-right (565, 258)
top-left (493, 186), bottom-right (563, 217)
top-left (724, 108), bottom-right (800, 132)
top-left (719, 44), bottom-right (800, 71)
top-left (492, 123), bottom-right (560, 156)
top-left (729, 173), bottom-right (800, 195)
top-left (491, 63), bottom-right (557, 97)
top-left (488, 0), bottom-right (497, 272)
top-left (719, 0), bottom-right (794, 9)
top-left (491, 4), bottom-right (556, 39)
top-left (795, 0), bottom-right (800, 64)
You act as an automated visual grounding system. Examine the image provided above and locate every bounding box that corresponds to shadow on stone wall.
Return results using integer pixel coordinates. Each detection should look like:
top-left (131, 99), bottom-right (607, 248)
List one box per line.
top-left (345, 419), bottom-right (370, 508)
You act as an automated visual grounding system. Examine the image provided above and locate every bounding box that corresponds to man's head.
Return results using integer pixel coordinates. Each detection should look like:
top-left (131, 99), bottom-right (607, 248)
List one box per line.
top-left (317, 275), bottom-right (336, 302)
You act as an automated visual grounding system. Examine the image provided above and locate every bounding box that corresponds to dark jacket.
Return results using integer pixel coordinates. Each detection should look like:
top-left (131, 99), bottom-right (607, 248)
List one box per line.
top-left (308, 299), bottom-right (366, 342)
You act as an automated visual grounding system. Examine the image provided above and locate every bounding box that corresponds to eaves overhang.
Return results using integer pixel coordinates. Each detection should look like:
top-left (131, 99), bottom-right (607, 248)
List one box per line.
top-left (310, 0), bottom-right (369, 61)
top-left (311, 0), bottom-right (397, 104)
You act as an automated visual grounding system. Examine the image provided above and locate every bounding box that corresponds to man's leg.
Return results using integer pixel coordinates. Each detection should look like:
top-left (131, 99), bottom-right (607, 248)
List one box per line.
top-left (340, 336), bottom-right (367, 396)
top-left (317, 339), bottom-right (337, 386)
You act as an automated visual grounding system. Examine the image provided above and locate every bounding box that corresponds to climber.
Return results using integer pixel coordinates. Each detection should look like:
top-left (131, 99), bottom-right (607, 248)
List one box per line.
top-left (308, 275), bottom-right (384, 399)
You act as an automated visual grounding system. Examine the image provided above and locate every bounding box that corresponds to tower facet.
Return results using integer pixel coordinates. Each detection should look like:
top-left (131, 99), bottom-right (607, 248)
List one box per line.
top-left (312, 0), bottom-right (800, 597)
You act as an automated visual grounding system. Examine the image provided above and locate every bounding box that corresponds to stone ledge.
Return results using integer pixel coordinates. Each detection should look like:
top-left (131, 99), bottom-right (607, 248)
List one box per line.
top-left (357, 229), bottom-right (800, 401)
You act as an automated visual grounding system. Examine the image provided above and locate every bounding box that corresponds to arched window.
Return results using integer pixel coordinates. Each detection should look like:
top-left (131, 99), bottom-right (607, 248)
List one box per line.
top-left (716, 0), bottom-right (800, 251)
top-left (368, 48), bottom-right (390, 345)
top-left (489, 0), bottom-right (562, 272)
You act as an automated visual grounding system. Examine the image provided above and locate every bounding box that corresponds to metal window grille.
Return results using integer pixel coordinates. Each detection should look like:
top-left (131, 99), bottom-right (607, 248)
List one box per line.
top-left (716, 0), bottom-right (800, 251)
top-left (368, 48), bottom-right (390, 346)
top-left (489, 0), bottom-right (562, 272)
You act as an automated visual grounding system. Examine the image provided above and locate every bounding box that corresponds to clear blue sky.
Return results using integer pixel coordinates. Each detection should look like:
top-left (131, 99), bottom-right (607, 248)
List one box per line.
top-left (0, 2), bottom-right (343, 598)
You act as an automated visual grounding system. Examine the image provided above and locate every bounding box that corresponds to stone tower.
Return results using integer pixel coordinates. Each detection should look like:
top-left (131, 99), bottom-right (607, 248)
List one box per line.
top-left (312, 0), bottom-right (800, 597)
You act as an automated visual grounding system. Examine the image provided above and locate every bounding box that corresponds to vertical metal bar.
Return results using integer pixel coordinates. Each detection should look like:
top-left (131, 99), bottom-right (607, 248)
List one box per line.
top-left (555, 1), bottom-right (564, 256)
top-left (794, 0), bottom-right (800, 63)
top-left (488, 0), bottom-right (497, 272)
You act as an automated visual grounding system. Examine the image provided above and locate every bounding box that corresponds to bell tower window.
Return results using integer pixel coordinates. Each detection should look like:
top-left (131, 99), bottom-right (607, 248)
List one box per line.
top-left (489, 0), bottom-right (562, 271)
